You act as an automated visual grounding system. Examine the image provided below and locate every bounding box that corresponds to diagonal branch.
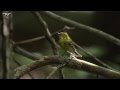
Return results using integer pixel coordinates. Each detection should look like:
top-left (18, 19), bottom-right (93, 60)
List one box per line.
top-left (13, 46), bottom-right (41, 60)
top-left (32, 12), bottom-right (65, 77)
top-left (31, 11), bottom-right (64, 78)
top-left (72, 41), bottom-right (114, 70)
top-left (40, 11), bottom-right (120, 46)
top-left (13, 57), bottom-right (35, 79)
top-left (14, 55), bottom-right (120, 79)
top-left (31, 11), bottom-right (59, 55)
top-left (14, 26), bottom-right (74, 45)
top-left (15, 36), bottom-right (45, 45)
top-left (13, 36), bottom-right (114, 71)
top-left (46, 63), bottom-right (66, 79)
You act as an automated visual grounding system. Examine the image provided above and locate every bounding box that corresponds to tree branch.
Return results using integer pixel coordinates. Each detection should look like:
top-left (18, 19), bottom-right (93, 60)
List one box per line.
top-left (14, 26), bottom-right (74, 45)
top-left (1, 11), bottom-right (12, 79)
top-left (15, 36), bottom-right (45, 45)
top-left (13, 57), bottom-right (35, 79)
top-left (31, 12), bottom-right (65, 79)
top-left (31, 11), bottom-right (59, 55)
top-left (46, 63), bottom-right (66, 79)
top-left (13, 46), bottom-right (41, 60)
top-left (14, 56), bottom-right (61, 79)
top-left (14, 55), bottom-right (120, 79)
top-left (14, 35), bottom-right (114, 71)
top-left (73, 41), bottom-right (114, 70)
top-left (40, 11), bottom-right (120, 46)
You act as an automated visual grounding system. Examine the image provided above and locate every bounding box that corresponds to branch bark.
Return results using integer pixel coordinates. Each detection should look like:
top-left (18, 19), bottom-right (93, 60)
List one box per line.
top-left (15, 36), bottom-right (45, 45)
top-left (15, 55), bottom-right (120, 79)
top-left (31, 11), bottom-right (59, 55)
top-left (13, 46), bottom-right (41, 60)
top-left (14, 35), bottom-right (114, 71)
top-left (14, 26), bottom-right (75, 45)
top-left (1, 11), bottom-right (12, 79)
top-left (31, 12), bottom-right (65, 79)
top-left (73, 41), bottom-right (114, 70)
top-left (40, 11), bottom-right (120, 46)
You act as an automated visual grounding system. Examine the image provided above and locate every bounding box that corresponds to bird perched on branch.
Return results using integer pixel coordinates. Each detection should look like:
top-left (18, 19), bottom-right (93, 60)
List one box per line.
top-left (58, 32), bottom-right (82, 58)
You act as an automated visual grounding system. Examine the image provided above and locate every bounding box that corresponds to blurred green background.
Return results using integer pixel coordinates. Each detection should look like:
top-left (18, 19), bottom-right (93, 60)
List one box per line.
top-left (1, 11), bottom-right (120, 79)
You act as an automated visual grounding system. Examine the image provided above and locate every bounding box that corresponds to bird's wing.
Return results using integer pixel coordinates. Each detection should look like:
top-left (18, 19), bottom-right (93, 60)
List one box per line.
top-left (68, 42), bottom-right (82, 57)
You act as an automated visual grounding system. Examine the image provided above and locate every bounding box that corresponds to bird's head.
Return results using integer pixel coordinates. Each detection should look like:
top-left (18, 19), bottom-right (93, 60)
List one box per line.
top-left (58, 32), bottom-right (71, 41)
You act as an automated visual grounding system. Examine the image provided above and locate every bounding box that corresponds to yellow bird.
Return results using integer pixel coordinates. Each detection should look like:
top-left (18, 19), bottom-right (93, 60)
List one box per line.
top-left (58, 32), bottom-right (82, 58)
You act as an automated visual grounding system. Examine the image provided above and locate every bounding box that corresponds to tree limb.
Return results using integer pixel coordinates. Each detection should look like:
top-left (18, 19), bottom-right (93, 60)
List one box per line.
top-left (15, 36), bottom-right (45, 45)
top-left (1, 11), bottom-right (12, 79)
top-left (31, 12), bottom-right (65, 79)
top-left (31, 11), bottom-right (59, 55)
top-left (13, 46), bottom-right (41, 60)
top-left (73, 41), bottom-right (114, 70)
top-left (13, 56), bottom-right (35, 79)
top-left (14, 55), bottom-right (120, 79)
top-left (14, 26), bottom-right (75, 45)
top-left (40, 11), bottom-right (120, 46)
top-left (46, 63), bottom-right (66, 79)
top-left (13, 35), bottom-right (114, 71)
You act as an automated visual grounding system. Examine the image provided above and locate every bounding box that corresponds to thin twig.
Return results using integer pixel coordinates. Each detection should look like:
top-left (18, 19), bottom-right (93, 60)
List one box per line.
top-left (15, 36), bottom-right (45, 45)
top-left (14, 25), bottom-right (75, 79)
top-left (14, 55), bottom-right (120, 79)
top-left (14, 36), bottom-right (114, 71)
top-left (13, 44), bottom-right (116, 78)
top-left (13, 35), bottom-right (114, 71)
top-left (72, 41), bottom-right (114, 70)
top-left (31, 11), bottom-right (65, 79)
top-left (47, 32), bottom-right (74, 79)
top-left (46, 63), bottom-right (66, 79)
top-left (40, 11), bottom-right (120, 46)
top-left (13, 46), bottom-right (41, 60)
top-left (31, 11), bottom-right (59, 55)
top-left (14, 25), bottom-right (74, 45)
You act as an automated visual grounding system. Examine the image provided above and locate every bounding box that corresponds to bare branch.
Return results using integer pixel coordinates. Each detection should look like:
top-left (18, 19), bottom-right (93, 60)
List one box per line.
top-left (13, 36), bottom-right (114, 71)
top-left (14, 55), bottom-right (120, 79)
top-left (14, 25), bottom-right (75, 79)
top-left (68, 57), bottom-right (120, 79)
top-left (46, 63), bottom-right (66, 79)
top-left (31, 11), bottom-right (59, 55)
top-left (15, 36), bottom-right (45, 45)
top-left (13, 57), bottom-right (35, 79)
top-left (72, 41), bottom-right (114, 70)
top-left (31, 11), bottom-right (65, 79)
top-left (13, 46), bottom-right (41, 60)
top-left (14, 26), bottom-right (75, 45)
top-left (14, 56), bottom-right (61, 79)
top-left (14, 36), bottom-right (114, 71)
top-left (40, 11), bottom-right (120, 46)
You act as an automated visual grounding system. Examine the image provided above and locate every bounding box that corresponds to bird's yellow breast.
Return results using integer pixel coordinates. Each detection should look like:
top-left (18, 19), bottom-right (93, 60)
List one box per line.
top-left (58, 32), bottom-right (71, 50)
